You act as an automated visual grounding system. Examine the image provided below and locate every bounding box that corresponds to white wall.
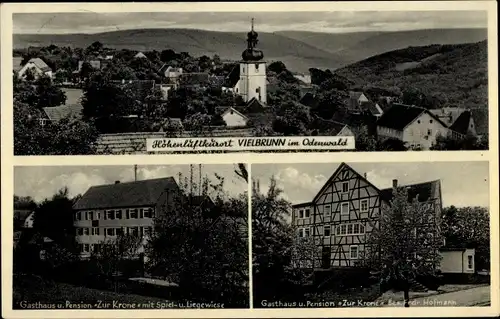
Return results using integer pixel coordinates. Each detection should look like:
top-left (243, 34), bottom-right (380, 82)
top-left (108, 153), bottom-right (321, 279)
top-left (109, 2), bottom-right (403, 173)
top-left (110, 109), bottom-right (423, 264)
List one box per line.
top-left (239, 62), bottom-right (267, 103)
top-left (403, 112), bottom-right (449, 149)
top-left (222, 110), bottom-right (247, 127)
top-left (439, 249), bottom-right (475, 273)
top-left (18, 63), bottom-right (52, 80)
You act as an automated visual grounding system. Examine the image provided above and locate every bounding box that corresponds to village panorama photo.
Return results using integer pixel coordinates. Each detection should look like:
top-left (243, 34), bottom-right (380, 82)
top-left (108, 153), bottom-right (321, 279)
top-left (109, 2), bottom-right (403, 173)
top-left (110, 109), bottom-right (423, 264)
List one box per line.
top-left (12, 164), bottom-right (250, 309)
top-left (11, 10), bottom-right (489, 154)
top-left (251, 161), bottom-right (491, 308)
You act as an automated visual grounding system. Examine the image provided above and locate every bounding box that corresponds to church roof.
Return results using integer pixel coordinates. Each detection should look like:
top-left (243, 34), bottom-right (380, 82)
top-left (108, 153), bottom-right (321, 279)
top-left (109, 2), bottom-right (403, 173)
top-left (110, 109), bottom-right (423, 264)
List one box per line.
top-left (226, 66), bottom-right (240, 88)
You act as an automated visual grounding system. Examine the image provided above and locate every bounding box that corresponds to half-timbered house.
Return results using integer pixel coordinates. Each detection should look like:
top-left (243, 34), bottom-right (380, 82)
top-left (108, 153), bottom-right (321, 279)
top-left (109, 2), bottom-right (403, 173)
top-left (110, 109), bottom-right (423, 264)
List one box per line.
top-left (292, 162), bottom-right (442, 270)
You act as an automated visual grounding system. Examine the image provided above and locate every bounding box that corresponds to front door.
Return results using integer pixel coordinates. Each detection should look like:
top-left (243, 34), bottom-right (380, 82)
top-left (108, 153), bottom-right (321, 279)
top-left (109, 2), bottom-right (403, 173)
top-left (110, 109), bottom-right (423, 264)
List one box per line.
top-left (321, 246), bottom-right (331, 269)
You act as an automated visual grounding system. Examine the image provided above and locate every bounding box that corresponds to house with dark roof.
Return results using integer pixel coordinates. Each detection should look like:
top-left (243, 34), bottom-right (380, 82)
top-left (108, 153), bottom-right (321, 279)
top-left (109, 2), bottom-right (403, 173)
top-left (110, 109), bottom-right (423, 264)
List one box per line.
top-left (158, 65), bottom-right (183, 86)
top-left (290, 162), bottom-right (470, 273)
top-left (348, 91), bottom-right (370, 111)
top-left (449, 111), bottom-right (476, 138)
top-left (18, 58), bottom-right (53, 80)
top-left (377, 104), bottom-right (450, 150)
top-left (41, 104), bottom-right (84, 125)
top-left (72, 177), bottom-right (182, 257)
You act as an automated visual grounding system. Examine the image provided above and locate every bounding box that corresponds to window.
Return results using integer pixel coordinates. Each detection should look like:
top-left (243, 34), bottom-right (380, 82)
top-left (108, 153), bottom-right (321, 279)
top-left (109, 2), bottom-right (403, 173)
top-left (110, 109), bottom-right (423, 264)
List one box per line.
top-left (76, 212), bottom-right (81, 221)
top-left (139, 227), bottom-right (144, 237)
top-left (417, 120), bottom-right (421, 124)
top-left (341, 202), bottom-right (349, 215)
top-left (341, 224), bottom-right (347, 235)
top-left (106, 228), bottom-right (115, 236)
top-left (324, 225), bottom-right (331, 237)
top-left (89, 211), bottom-right (94, 220)
top-left (84, 244), bottom-right (90, 253)
top-left (97, 212), bottom-right (101, 220)
top-left (93, 228), bottom-right (100, 236)
top-left (299, 209), bottom-right (304, 219)
top-left (360, 199), bottom-right (369, 212)
top-left (94, 244), bottom-right (101, 254)
top-left (350, 246), bottom-right (359, 259)
top-left (353, 224), bottom-right (360, 234)
top-left (347, 224), bottom-right (353, 234)
top-left (342, 182), bottom-right (349, 193)
top-left (305, 209), bottom-right (310, 218)
top-left (116, 210), bottom-right (122, 219)
top-left (430, 119), bottom-right (433, 124)
top-left (255, 63), bottom-right (259, 71)
top-left (77, 228), bottom-right (84, 236)
top-left (324, 205), bottom-right (331, 216)
top-left (116, 228), bottom-right (124, 236)
top-left (83, 228), bottom-right (90, 236)
top-left (427, 129), bottom-right (432, 135)
top-left (130, 209), bottom-right (138, 219)
top-left (304, 228), bottom-right (310, 237)
top-left (107, 210), bottom-right (115, 220)
top-left (467, 255), bottom-right (473, 269)
top-left (144, 208), bottom-right (153, 218)
top-left (147, 227), bottom-right (153, 236)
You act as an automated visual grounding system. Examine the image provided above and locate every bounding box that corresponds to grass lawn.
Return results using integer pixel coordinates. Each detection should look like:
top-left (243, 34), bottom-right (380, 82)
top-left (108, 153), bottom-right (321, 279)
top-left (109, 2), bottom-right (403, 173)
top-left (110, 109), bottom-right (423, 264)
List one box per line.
top-left (13, 274), bottom-right (167, 309)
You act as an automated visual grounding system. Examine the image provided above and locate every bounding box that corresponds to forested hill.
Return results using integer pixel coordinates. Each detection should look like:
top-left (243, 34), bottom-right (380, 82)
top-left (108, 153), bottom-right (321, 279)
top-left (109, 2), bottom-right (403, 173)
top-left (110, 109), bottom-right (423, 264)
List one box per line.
top-left (14, 28), bottom-right (487, 73)
top-left (336, 40), bottom-right (488, 110)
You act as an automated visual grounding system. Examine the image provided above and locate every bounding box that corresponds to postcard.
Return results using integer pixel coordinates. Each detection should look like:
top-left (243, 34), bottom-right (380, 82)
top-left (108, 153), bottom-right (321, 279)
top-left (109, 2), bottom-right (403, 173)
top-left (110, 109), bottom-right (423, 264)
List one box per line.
top-left (1, 1), bottom-right (498, 319)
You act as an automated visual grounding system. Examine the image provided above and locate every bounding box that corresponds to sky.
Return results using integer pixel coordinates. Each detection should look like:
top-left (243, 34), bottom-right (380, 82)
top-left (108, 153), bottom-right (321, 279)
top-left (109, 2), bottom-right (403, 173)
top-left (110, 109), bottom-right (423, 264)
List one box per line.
top-left (252, 162), bottom-right (490, 208)
top-left (14, 164), bottom-right (248, 202)
top-left (12, 11), bottom-right (487, 34)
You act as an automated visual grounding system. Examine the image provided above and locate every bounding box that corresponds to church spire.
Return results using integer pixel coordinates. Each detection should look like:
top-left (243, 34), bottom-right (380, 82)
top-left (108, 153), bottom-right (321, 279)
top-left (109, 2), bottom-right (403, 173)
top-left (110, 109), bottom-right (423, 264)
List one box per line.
top-left (242, 18), bottom-right (264, 61)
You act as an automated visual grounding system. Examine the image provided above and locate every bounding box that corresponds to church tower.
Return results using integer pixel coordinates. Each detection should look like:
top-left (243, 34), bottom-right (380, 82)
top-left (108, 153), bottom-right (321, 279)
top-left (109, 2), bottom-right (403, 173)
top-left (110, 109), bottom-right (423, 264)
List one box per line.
top-left (238, 18), bottom-right (267, 104)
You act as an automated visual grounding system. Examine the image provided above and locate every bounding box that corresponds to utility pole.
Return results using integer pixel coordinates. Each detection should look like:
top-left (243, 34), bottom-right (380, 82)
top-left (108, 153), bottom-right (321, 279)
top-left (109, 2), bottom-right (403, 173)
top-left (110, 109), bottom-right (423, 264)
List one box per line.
top-left (134, 165), bottom-right (138, 181)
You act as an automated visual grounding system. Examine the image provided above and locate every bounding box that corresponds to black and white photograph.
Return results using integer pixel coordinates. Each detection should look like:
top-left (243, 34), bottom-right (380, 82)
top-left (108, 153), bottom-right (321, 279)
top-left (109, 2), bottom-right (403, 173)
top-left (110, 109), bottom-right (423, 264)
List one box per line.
top-left (251, 161), bottom-right (491, 308)
top-left (12, 164), bottom-right (249, 309)
top-left (11, 9), bottom-right (489, 154)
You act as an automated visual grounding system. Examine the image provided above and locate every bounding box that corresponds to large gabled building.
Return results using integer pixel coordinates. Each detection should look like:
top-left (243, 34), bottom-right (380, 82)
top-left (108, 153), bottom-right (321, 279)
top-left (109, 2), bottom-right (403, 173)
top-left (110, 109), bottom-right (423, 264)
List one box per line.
top-left (292, 162), bottom-right (443, 269)
top-left (72, 177), bottom-right (181, 257)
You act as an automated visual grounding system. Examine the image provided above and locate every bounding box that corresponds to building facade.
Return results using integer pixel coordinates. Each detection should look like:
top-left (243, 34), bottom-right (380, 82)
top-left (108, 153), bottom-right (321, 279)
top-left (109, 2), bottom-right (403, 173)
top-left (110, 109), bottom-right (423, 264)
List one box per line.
top-left (292, 162), bottom-right (443, 269)
top-left (18, 58), bottom-right (53, 80)
top-left (72, 177), bottom-right (180, 257)
top-left (377, 104), bottom-right (450, 149)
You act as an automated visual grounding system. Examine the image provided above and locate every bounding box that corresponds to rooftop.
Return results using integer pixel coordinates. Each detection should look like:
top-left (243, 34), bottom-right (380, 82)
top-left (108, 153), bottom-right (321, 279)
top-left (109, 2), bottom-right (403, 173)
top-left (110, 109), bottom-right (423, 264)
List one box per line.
top-left (73, 177), bottom-right (179, 210)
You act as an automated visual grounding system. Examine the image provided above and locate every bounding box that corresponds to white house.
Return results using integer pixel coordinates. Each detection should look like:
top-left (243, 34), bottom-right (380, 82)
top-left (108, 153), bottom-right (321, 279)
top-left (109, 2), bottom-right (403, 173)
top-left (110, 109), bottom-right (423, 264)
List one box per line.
top-left (377, 104), bottom-right (450, 150)
top-left (18, 58), bottom-right (53, 80)
top-left (220, 107), bottom-right (248, 128)
top-left (158, 65), bottom-right (183, 85)
top-left (439, 248), bottom-right (475, 274)
top-left (348, 91), bottom-right (370, 110)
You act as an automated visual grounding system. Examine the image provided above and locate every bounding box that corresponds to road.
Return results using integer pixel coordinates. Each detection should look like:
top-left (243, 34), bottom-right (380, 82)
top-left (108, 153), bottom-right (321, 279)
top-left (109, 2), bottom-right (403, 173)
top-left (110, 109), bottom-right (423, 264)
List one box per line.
top-left (383, 285), bottom-right (491, 307)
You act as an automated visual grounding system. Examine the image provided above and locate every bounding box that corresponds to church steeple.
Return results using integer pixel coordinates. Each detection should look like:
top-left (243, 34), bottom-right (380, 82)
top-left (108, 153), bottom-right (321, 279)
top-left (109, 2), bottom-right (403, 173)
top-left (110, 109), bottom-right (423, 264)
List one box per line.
top-left (242, 18), bottom-right (264, 61)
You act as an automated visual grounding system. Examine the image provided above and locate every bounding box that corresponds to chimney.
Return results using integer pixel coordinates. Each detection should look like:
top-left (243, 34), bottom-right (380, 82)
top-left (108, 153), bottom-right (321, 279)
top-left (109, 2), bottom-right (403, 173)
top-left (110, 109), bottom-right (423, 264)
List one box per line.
top-left (115, 180), bottom-right (120, 184)
top-left (364, 172), bottom-right (367, 179)
top-left (392, 179), bottom-right (398, 189)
